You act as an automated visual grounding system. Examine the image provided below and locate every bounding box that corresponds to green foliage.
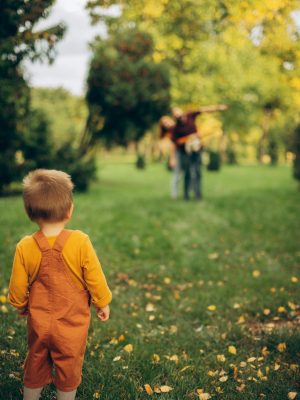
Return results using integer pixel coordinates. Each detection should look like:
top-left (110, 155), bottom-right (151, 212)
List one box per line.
top-left (22, 109), bottom-right (54, 171)
top-left (31, 88), bottom-right (88, 145)
top-left (0, 0), bottom-right (65, 192)
top-left (53, 144), bottom-right (97, 192)
top-left (87, 0), bottom-right (300, 160)
top-left (136, 154), bottom-right (146, 169)
top-left (85, 27), bottom-right (171, 148)
top-left (293, 124), bottom-right (300, 183)
top-left (207, 150), bottom-right (221, 171)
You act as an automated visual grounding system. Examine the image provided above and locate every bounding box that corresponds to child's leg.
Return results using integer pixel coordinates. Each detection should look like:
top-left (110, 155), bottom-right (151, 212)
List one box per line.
top-left (57, 389), bottom-right (77, 400)
top-left (23, 386), bottom-right (43, 400)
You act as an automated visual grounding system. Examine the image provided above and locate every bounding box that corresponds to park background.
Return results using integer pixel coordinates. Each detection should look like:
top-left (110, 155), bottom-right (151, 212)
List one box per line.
top-left (0, 1), bottom-right (300, 399)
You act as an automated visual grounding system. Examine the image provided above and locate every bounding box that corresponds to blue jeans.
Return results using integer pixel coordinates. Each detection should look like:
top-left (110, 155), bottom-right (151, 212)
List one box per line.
top-left (171, 149), bottom-right (202, 199)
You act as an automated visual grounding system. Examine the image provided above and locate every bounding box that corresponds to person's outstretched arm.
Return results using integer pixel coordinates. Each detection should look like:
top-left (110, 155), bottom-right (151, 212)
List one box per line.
top-left (198, 104), bottom-right (228, 113)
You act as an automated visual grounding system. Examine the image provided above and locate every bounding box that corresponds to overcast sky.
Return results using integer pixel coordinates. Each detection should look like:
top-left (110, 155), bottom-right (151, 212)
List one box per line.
top-left (24, 0), bottom-right (117, 96)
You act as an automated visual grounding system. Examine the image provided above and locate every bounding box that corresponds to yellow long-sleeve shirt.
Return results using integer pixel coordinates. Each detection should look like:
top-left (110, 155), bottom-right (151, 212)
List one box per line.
top-left (8, 230), bottom-right (112, 310)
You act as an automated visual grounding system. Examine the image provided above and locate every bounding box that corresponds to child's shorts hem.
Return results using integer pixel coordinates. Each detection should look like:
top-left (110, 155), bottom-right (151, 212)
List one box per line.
top-left (24, 378), bottom-right (52, 388)
top-left (54, 380), bottom-right (81, 392)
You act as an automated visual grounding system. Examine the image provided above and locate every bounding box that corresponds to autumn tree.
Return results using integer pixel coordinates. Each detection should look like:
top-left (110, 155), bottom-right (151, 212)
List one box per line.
top-left (86, 0), bottom-right (300, 162)
top-left (84, 28), bottom-right (170, 149)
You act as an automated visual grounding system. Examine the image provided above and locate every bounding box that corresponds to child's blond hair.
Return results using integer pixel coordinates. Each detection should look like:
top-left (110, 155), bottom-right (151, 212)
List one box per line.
top-left (23, 169), bottom-right (74, 222)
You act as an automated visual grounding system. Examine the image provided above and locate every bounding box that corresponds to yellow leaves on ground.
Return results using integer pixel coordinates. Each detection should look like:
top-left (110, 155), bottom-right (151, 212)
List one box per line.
top-left (1, 305), bottom-right (8, 313)
top-left (208, 252), bottom-right (219, 260)
top-left (263, 308), bottom-right (271, 315)
top-left (217, 354), bottom-right (226, 362)
top-left (219, 375), bottom-right (228, 382)
top-left (252, 270), bottom-right (261, 278)
top-left (291, 276), bottom-right (298, 283)
top-left (207, 305), bottom-right (216, 311)
top-left (147, 385), bottom-right (173, 394)
top-left (144, 384), bottom-right (153, 395)
top-left (197, 389), bottom-right (211, 400)
top-left (228, 345), bottom-right (237, 355)
top-left (277, 342), bottom-right (286, 352)
top-left (236, 383), bottom-right (246, 392)
top-left (277, 306), bottom-right (286, 313)
top-left (123, 344), bottom-right (133, 353)
top-left (93, 391), bottom-right (101, 399)
top-left (0, 295), bottom-right (7, 303)
top-left (165, 355), bottom-right (179, 364)
top-left (146, 303), bottom-right (155, 312)
top-left (288, 392), bottom-right (298, 400)
top-left (163, 277), bottom-right (171, 284)
top-left (152, 354), bottom-right (160, 363)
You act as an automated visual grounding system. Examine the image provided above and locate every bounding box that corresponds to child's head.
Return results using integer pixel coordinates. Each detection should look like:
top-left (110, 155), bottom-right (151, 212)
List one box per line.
top-left (23, 169), bottom-right (74, 223)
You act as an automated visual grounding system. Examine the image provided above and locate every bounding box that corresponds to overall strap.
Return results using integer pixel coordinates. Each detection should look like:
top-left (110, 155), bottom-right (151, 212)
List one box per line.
top-left (53, 229), bottom-right (72, 252)
top-left (33, 231), bottom-right (52, 252)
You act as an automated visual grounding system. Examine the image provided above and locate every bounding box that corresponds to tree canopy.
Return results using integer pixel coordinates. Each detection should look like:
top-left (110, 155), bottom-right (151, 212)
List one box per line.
top-left (86, 0), bottom-right (300, 158)
top-left (84, 28), bottom-right (171, 148)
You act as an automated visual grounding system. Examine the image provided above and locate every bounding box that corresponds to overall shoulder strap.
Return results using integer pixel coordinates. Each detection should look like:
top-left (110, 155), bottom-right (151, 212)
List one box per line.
top-left (53, 229), bottom-right (72, 252)
top-left (33, 231), bottom-right (52, 252)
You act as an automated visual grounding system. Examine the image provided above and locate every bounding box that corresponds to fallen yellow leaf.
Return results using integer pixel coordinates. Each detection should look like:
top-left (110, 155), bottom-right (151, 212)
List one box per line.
top-left (219, 375), bottom-right (228, 382)
top-left (208, 252), bottom-right (219, 260)
top-left (236, 383), bottom-right (246, 392)
top-left (277, 342), bottom-right (286, 352)
top-left (144, 384), bottom-right (153, 395)
top-left (146, 303), bottom-right (155, 312)
top-left (197, 390), bottom-right (211, 400)
top-left (152, 354), bottom-right (160, 363)
top-left (228, 345), bottom-right (237, 355)
top-left (288, 392), bottom-right (297, 400)
top-left (217, 354), bottom-right (226, 362)
top-left (291, 276), bottom-right (298, 283)
top-left (207, 305), bottom-right (216, 311)
top-left (0, 295), bottom-right (6, 303)
top-left (252, 270), bottom-right (261, 278)
top-left (160, 385), bottom-right (173, 393)
top-left (277, 306), bottom-right (286, 313)
top-left (123, 344), bottom-right (133, 353)
top-left (207, 370), bottom-right (218, 377)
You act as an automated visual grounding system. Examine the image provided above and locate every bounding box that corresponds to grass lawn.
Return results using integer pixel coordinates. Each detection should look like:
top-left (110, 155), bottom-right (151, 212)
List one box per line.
top-left (0, 163), bottom-right (299, 400)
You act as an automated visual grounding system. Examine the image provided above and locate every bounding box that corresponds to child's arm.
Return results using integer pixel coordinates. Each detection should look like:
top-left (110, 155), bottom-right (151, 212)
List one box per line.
top-left (8, 244), bottom-right (29, 315)
top-left (81, 236), bottom-right (112, 320)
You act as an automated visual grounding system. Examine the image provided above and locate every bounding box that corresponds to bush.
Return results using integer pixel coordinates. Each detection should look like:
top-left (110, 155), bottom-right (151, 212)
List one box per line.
top-left (136, 154), bottom-right (146, 169)
top-left (293, 124), bottom-right (300, 186)
top-left (226, 148), bottom-right (237, 165)
top-left (207, 150), bottom-right (221, 171)
top-left (54, 144), bottom-right (97, 192)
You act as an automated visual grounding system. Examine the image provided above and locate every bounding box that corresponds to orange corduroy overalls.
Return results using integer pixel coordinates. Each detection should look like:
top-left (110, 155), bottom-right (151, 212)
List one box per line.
top-left (24, 230), bottom-right (91, 391)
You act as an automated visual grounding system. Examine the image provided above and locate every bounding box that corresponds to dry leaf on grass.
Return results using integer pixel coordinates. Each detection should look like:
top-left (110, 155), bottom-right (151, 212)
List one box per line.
top-left (144, 384), bottom-right (153, 395)
top-left (123, 344), bottom-right (133, 353)
top-left (288, 393), bottom-right (297, 400)
top-left (228, 345), bottom-right (237, 355)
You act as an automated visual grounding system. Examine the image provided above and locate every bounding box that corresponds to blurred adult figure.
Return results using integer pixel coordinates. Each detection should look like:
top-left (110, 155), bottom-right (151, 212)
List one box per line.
top-left (162, 105), bottom-right (227, 200)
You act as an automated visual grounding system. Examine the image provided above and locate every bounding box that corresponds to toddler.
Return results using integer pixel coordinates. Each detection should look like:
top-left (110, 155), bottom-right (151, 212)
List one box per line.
top-left (8, 169), bottom-right (112, 400)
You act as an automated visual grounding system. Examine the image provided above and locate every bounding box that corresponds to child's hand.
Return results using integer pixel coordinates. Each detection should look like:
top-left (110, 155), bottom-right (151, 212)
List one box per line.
top-left (96, 305), bottom-right (110, 321)
top-left (18, 307), bottom-right (28, 317)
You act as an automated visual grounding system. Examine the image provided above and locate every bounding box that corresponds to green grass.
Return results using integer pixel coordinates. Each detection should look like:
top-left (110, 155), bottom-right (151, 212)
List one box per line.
top-left (0, 163), bottom-right (299, 400)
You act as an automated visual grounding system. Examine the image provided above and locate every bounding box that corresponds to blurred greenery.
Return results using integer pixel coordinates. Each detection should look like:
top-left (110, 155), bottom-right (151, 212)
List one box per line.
top-left (84, 27), bottom-right (171, 150)
top-left (31, 88), bottom-right (88, 146)
top-left (86, 0), bottom-right (300, 162)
